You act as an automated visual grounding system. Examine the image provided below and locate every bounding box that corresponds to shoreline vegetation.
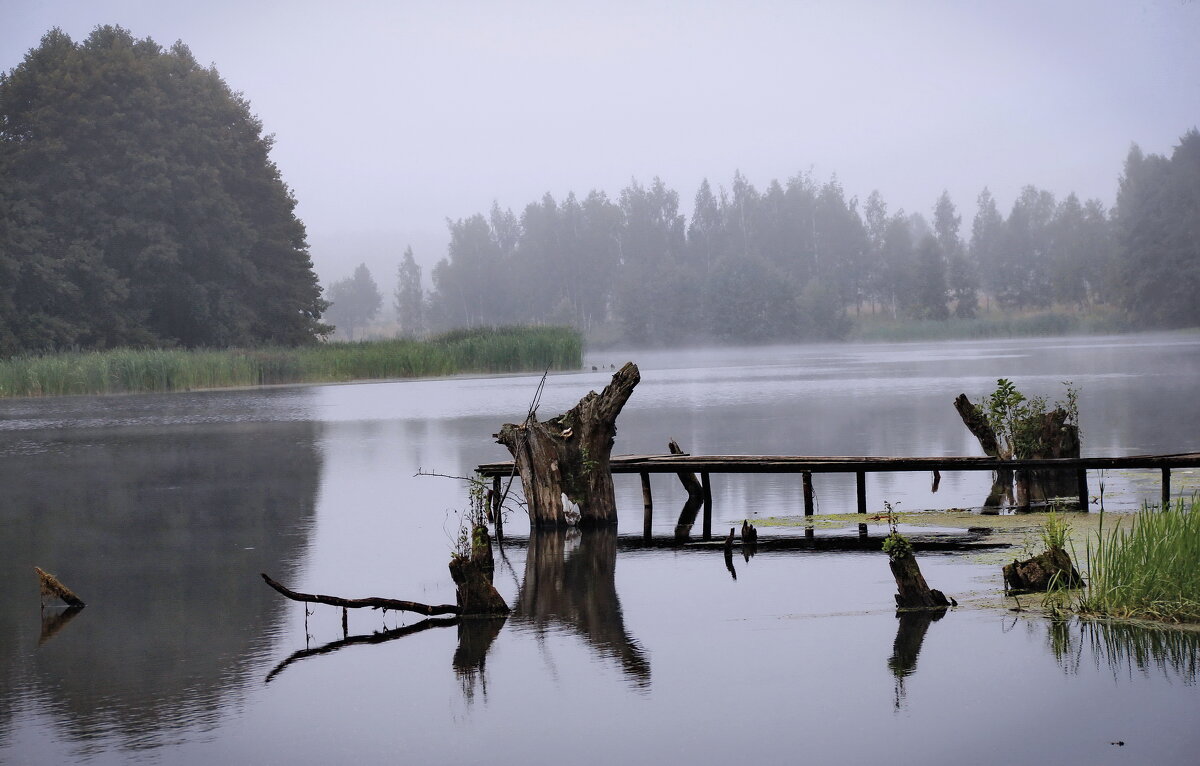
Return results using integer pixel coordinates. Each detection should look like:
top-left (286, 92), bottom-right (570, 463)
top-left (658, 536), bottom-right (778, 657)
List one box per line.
top-left (0, 326), bottom-right (582, 398)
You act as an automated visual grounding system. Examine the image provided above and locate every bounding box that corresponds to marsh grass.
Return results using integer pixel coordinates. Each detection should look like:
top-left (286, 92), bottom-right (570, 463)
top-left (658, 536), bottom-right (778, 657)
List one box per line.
top-left (1079, 497), bottom-right (1200, 623)
top-left (849, 308), bottom-right (1131, 342)
top-left (0, 326), bottom-right (582, 398)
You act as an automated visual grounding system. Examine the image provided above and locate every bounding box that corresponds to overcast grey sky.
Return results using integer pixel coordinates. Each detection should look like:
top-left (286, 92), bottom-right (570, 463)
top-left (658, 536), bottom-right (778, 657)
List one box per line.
top-left (3, 0), bottom-right (1198, 291)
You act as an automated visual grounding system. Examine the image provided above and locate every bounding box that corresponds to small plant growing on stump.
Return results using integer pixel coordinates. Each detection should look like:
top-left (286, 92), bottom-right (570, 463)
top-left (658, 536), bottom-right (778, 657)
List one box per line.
top-left (881, 501), bottom-right (951, 610)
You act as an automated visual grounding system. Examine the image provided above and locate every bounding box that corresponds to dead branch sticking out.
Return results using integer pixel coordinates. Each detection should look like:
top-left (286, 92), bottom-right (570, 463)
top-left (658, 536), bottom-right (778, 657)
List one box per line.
top-left (260, 573), bottom-right (461, 616)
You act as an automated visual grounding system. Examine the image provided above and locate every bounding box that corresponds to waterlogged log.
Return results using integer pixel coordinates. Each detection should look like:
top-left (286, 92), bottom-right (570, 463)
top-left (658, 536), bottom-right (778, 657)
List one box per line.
top-left (495, 362), bottom-right (640, 527)
top-left (35, 566), bottom-right (85, 608)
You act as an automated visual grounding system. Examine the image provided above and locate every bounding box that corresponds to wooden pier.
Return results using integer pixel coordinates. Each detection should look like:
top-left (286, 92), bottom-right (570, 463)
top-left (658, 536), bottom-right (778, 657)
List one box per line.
top-left (477, 452), bottom-right (1200, 539)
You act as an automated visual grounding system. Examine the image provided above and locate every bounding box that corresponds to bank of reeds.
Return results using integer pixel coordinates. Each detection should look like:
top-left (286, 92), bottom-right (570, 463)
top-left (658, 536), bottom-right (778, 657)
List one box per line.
top-left (849, 308), bottom-right (1131, 343)
top-left (1078, 497), bottom-right (1200, 623)
top-left (0, 326), bottom-right (582, 398)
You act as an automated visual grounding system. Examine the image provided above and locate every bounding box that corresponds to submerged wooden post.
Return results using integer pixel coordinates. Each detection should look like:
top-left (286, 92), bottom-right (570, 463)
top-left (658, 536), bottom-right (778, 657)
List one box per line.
top-left (492, 475), bottom-right (504, 539)
top-left (701, 472), bottom-right (712, 541)
top-left (802, 471), bottom-right (814, 516)
top-left (640, 472), bottom-right (653, 540)
top-left (1162, 467), bottom-right (1171, 507)
top-left (856, 471), bottom-right (867, 514)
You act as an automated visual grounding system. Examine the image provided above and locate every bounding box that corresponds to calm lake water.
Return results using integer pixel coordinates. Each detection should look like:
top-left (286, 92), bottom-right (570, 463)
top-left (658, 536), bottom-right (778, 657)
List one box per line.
top-left (2, 333), bottom-right (1199, 765)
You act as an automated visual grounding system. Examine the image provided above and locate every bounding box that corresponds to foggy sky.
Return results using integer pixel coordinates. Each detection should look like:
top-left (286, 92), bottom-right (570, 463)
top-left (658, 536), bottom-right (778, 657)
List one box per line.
top-left (3, 0), bottom-right (1198, 293)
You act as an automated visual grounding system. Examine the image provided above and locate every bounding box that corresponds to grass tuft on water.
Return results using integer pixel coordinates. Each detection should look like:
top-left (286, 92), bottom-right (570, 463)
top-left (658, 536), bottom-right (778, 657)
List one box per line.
top-left (1079, 496), bottom-right (1200, 624)
top-left (0, 326), bottom-right (583, 398)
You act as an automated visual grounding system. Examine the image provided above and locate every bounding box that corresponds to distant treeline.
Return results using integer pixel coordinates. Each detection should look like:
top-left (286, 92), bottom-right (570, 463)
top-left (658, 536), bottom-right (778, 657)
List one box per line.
top-left (391, 129), bottom-right (1198, 345)
top-left (0, 327), bottom-right (581, 398)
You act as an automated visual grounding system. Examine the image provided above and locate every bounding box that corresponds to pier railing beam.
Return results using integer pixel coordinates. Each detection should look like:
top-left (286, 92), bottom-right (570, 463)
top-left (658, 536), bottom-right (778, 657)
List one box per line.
top-left (701, 472), bottom-right (712, 541)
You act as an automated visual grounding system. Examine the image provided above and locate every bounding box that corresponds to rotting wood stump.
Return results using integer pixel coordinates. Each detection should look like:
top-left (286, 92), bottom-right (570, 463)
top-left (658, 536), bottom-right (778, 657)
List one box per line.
top-left (1003, 548), bottom-right (1083, 593)
top-left (495, 362), bottom-right (640, 527)
top-left (954, 393), bottom-right (1083, 508)
top-left (885, 535), bottom-right (951, 610)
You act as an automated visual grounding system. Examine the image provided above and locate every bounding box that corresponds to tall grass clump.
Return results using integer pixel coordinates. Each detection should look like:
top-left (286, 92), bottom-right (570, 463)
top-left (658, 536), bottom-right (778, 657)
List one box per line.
top-left (1080, 497), bottom-right (1200, 623)
top-left (0, 326), bottom-right (583, 398)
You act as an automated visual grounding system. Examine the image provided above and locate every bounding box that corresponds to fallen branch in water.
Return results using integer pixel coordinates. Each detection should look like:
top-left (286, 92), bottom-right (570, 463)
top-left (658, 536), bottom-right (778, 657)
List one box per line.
top-left (260, 573), bottom-right (461, 616)
top-left (36, 567), bottom-right (85, 608)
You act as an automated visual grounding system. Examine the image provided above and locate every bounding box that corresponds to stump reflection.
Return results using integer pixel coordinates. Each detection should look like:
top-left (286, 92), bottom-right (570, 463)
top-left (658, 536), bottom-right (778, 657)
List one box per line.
top-left (514, 527), bottom-right (650, 687)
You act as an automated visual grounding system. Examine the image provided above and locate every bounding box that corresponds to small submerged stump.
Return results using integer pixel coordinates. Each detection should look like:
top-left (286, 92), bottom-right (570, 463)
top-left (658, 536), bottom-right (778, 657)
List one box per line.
top-left (884, 535), bottom-right (951, 610)
top-left (35, 567), bottom-right (85, 608)
top-left (1003, 548), bottom-right (1083, 593)
top-left (449, 524), bottom-right (510, 616)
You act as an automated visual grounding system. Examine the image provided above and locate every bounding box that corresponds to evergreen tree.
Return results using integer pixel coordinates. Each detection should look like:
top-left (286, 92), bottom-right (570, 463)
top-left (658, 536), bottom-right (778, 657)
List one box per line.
top-left (325, 263), bottom-right (381, 340)
top-left (0, 26), bottom-right (327, 351)
top-left (394, 246), bottom-right (424, 336)
top-left (1114, 131), bottom-right (1200, 327)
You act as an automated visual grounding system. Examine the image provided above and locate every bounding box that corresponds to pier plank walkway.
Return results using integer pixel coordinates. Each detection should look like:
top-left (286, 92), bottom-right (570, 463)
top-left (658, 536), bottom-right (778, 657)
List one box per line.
top-left (477, 452), bottom-right (1200, 539)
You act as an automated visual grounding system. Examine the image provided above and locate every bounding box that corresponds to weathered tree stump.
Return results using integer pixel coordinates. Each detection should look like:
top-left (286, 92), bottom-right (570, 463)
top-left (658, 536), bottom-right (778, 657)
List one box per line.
top-left (1003, 548), bottom-right (1083, 593)
top-left (954, 392), bottom-right (1083, 508)
top-left (495, 362), bottom-right (640, 527)
top-left (449, 524), bottom-right (510, 616)
top-left (885, 535), bottom-right (951, 609)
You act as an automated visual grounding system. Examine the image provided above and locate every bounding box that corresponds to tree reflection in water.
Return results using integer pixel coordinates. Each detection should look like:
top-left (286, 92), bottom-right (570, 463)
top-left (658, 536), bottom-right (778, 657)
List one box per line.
top-left (1049, 617), bottom-right (1199, 683)
top-left (889, 608), bottom-right (947, 710)
top-left (514, 527), bottom-right (650, 688)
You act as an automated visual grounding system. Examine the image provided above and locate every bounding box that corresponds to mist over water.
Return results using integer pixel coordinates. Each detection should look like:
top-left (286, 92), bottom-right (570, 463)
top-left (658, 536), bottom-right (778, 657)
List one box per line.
top-left (1, 333), bottom-right (1198, 764)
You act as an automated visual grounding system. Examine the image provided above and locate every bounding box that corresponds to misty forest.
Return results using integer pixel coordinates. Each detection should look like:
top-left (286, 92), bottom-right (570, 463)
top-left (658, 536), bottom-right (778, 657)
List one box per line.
top-left (5, 13), bottom-right (1200, 766)
top-left (1, 26), bottom-right (1198, 355)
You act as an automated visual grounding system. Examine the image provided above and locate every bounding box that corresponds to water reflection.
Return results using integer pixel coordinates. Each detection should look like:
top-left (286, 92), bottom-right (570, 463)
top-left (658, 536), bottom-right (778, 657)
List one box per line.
top-left (889, 608), bottom-right (948, 710)
top-left (513, 528), bottom-right (650, 687)
top-left (0, 420), bottom-right (321, 752)
top-left (1049, 618), bottom-right (1199, 683)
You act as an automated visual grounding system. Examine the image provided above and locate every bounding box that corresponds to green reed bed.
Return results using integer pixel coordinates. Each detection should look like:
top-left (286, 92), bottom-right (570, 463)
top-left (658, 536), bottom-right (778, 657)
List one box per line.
top-left (1079, 497), bottom-right (1200, 623)
top-left (849, 309), bottom-right (1131, 343)
top-left (0, 326), bottom-right (583, 397)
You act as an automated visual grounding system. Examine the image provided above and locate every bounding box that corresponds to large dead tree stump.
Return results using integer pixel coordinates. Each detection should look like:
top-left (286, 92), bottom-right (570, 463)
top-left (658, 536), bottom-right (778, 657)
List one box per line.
top-left (495, 362), bottom-right (640, 527)
top-left (954, 393), bottom-right (1082, 508)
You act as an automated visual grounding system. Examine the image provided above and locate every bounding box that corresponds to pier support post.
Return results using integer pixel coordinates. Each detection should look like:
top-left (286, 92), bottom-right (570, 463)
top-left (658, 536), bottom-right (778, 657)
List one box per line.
top-left (1076, 469), bottom-right (1088, 512)
top-left (1162, 467), bottom-right (1171, 507)
top-left (856, 471), bottom-right (867, 515)
top-left (492, 476), bottom-right (503, 540)
top-left (701, 472), bottom-right (712, 541)
top-left (803, 471), bottom-right (814, 516)
top-left (640, 472), bottom-right (653, 540)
